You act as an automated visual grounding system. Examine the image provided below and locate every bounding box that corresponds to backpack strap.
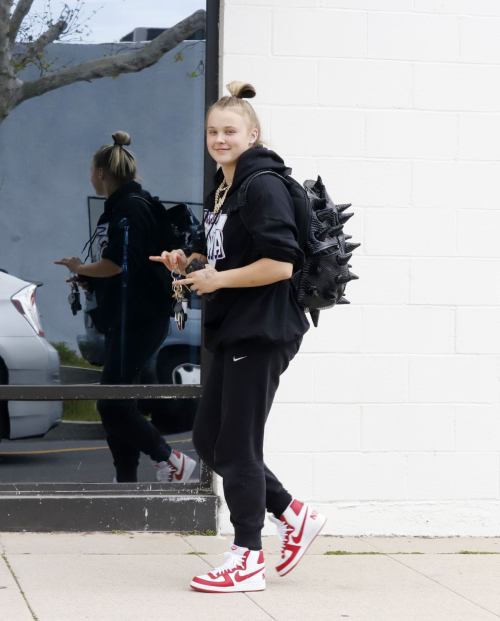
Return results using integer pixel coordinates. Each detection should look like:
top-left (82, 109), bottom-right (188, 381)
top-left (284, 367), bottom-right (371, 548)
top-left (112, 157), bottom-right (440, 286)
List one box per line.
top-left (232, 169), bottom-right (292, 214)
top-left (127, 193), bottom-right (151, 208)
top-left (235, 169), bottom-right (308, 271)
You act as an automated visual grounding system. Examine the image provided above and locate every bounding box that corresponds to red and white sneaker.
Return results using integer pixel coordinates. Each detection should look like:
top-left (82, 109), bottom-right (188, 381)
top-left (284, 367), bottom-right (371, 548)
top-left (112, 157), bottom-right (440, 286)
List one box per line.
top-left (269, 499), bottom-right (327, 577)
top-left (190, 544), bottom-right (266, 593)
top-left (153, 450), bottom-right (196, 483)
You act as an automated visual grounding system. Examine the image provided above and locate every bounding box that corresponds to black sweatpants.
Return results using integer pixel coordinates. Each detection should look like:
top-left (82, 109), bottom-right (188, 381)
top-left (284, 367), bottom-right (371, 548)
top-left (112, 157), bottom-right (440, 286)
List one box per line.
top-left (97, 318), bottom-right (172, 482)
top-left (192, 337), bottom-right (302, 550)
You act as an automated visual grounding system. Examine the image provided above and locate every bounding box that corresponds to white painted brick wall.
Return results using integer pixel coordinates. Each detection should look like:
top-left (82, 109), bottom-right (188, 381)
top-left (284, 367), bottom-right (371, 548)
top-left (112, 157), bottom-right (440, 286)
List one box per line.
top-left (459, 114), bottom-right (500, 161)
top-left (412, 162), bottom-right (500, 210)
top-left (460, 17), bottom-right (500, 63)
top-left (367, 13), bottom-right (459, 62)
top-left (413, 64), bottom-right (500, 112)
top-left (220, 0), bottom-right (500, 537)
top-left (365, 111), bottom-right (457, 159)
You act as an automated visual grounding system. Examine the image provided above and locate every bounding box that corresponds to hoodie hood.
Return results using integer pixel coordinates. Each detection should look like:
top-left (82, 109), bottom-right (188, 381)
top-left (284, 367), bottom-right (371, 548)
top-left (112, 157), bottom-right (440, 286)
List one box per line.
top-left (213, 145), bottom-right (290, 197)
top-left (104, 180), bottom-right (152, 214)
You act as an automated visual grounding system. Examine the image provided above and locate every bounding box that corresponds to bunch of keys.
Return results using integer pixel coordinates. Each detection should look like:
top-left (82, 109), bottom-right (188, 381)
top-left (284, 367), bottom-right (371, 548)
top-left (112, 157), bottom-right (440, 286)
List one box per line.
top-left (68, 275), bottom-right (82, 316)
top-left (172, 269), bottom-right (188, 330)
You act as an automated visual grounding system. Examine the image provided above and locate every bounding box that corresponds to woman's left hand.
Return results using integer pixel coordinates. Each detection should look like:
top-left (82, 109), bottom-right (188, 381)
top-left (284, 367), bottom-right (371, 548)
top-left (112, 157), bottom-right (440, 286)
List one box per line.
top-left (176, 266), bottom-right (221, 296)
top-left (54, 256), bottom-right (84, 273)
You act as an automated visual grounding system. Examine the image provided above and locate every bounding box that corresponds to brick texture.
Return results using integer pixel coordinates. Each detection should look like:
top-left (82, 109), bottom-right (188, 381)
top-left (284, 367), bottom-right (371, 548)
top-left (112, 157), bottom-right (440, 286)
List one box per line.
top-left (218, 0), bottom-right (500, 537)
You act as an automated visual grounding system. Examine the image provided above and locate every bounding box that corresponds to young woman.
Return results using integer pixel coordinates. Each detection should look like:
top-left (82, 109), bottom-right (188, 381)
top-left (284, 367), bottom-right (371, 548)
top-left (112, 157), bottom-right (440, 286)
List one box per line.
top-left (55, 131), bottom-right (196, 485)
top-left (151, 83), bottom-right (327, 593)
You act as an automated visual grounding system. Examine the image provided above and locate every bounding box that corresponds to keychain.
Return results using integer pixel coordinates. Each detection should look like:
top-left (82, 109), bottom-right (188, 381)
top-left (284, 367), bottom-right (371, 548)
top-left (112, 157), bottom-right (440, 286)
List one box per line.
top-left (172, 269), bottom-right (188, 330)
top-left (68, 274), bottom-right (82, 316)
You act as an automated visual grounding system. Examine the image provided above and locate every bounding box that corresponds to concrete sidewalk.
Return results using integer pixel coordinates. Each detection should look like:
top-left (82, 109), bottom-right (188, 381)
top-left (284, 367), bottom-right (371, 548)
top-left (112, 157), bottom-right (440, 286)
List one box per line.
top-left (1, 533), bottom-right (500, 621)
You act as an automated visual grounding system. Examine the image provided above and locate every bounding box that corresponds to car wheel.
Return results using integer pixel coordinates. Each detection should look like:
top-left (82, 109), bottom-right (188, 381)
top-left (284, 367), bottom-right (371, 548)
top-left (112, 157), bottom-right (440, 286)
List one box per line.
top-left (0, 358), bottom-right (9, 440)
top-left (148, 347), bottom-right (200, 435)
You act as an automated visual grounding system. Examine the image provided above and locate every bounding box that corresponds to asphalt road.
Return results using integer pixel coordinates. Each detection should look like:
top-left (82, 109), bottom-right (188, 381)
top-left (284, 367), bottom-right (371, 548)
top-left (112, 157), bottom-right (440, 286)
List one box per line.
top-left (0, 427), bottom-right (199, 484)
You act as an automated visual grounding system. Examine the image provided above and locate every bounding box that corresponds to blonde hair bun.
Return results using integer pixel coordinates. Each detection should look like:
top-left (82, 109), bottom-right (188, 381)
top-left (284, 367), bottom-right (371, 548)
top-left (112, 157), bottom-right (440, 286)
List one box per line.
top-left (93, 131), bottom-right (137, 183)
top-left (112, 131), bottom-right (132, 147)
top-left (226, 81), bottom-right (256, 99)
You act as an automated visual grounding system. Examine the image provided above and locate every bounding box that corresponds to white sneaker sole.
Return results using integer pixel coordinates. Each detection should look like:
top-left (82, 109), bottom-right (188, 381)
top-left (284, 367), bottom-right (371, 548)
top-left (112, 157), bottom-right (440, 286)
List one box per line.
top-left (277, 512), bottom-right (327, 577)
top-left (190, 579), bottom-right (266, 593)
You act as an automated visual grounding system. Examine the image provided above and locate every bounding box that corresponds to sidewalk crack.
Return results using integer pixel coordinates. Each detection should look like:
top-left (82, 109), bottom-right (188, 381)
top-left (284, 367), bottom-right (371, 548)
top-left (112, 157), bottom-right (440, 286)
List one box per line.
top-left (245, 592), bottom-right (278, 621)
top-left (384, 553), bottom-right (500, 620)
top-left (181, 536), bottom-right (276, 620)
top-left (2, 555), bottom-right (39, 621)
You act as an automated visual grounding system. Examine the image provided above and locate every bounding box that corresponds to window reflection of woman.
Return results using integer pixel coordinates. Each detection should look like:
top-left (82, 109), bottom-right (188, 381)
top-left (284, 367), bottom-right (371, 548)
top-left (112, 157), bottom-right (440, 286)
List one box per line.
top-left (55, 131), bottom-right (196, 485)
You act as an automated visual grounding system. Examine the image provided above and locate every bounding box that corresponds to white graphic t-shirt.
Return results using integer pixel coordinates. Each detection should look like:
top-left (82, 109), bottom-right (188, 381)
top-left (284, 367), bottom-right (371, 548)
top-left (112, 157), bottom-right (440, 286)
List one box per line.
top-left (204, 210), bottom-right (228, 267)
top-left (95, 223), bottom-right (110, 260)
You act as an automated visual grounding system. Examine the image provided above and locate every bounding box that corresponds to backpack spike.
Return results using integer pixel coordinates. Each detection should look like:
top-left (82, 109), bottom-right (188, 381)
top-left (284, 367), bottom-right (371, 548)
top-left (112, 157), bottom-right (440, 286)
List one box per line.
top-left (336, 252), bottom-right (352, 266)
top-left (337, 203), bottom-right (352, 213)
top-left (345, 235), bottom-right (352, 240)
top-left (335, 274), bottom-right (351, 284)
top-left (315, 228), bottom-right (329, 242)
top-left (348, 272), bottom-right (359, 281)
top-left (339, 212), bottom-right (354, 225)
top-left (313, 197), bottom-right (327, 210)
top-left (345, 242), bottom-right (361, 253)
top-left (329, 224), bottom-right (343, 237)
top-left (338, 297), bottom-right (350, 304)
top-left (312, 176), bottom-right (325, 198)
top-left (310, 308), bottom-right (320, 327)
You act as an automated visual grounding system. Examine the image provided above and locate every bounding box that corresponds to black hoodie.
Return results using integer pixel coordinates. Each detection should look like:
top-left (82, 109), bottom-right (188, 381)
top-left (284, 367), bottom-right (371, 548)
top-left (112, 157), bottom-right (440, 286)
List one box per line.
top-left (190, 145), bottom-right (310, 353)
top-left (90, 180), bottom-right (168, 332)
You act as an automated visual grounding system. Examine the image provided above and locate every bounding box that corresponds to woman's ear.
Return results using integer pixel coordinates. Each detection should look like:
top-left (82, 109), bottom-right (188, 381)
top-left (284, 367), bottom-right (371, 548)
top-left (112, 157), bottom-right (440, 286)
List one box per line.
top-left (249, 129), bottom-right (258, 145)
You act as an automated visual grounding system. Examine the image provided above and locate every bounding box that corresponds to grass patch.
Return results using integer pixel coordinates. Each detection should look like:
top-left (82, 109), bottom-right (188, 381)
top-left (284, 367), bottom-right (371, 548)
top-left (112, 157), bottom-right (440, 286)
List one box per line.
top-left (325, 551), bottom-right (500, 556)
top-left (62, 400), bottom-right (101, 422)
top-left (325, 551), bottom-right (424, 555)
top-left (51, 341), bottom-right (103, 422)
top-left (181, 529), bottom-right (217, 537)
top-left (110, 530), bottom-right (127, 535)
top-left (457, 551), bottom-right (500, 554)
top-left (3, 555), bottom-right (39, 620)
top-left (51, 341), bottom-right (102, 370)
top-left (187, 551), bottom-right (207, 555)
top-left (325, 551), bottom-right (383, 555)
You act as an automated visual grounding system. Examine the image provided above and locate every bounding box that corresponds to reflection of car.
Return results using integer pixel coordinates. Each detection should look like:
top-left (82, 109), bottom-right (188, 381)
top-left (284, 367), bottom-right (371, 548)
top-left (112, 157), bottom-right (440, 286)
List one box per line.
top-left (0, 270), bottom-right (62, 440)
top-left (77, 290), bottom-right (202, 435)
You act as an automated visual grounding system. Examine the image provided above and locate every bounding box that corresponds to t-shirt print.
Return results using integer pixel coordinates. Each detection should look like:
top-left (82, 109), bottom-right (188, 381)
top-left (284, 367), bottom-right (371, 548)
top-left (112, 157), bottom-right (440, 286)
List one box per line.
top-left (95, 223), bottom-right (110, 259)
top-left (204, 210), bottom-right (228, 267)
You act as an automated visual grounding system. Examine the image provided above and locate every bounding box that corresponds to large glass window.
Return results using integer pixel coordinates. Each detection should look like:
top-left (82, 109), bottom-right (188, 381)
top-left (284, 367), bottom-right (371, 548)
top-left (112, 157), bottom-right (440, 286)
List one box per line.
top-left (0, 0), bottom-right (215, 489)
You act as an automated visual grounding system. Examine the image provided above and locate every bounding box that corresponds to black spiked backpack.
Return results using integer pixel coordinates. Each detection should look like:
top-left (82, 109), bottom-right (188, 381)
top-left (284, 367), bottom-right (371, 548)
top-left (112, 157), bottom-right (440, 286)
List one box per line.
top-left (238, 171), bottom-right (360, 327)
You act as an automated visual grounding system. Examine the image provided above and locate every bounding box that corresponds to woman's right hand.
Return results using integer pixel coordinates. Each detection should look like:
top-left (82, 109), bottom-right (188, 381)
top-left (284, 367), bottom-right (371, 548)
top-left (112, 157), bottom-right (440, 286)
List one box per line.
top-left (149, 249), bottom-right (188, 273)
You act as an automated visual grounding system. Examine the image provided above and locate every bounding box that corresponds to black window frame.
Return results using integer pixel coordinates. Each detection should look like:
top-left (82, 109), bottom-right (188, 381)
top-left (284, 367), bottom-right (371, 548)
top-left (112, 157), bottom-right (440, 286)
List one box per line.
top-left (0, 0), bottom-right (219, 512)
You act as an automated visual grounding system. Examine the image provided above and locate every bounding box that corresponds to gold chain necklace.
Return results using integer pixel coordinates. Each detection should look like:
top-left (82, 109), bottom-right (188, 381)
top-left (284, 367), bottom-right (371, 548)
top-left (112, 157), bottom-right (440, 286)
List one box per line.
top-left (214, 179), bottom-right (231, 214)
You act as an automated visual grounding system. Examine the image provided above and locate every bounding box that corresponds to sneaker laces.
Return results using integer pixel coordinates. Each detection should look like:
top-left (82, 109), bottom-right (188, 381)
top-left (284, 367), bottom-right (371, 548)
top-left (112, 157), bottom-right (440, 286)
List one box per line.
top-left (211, 551), bottom-right (245, 576)
top-left (269, 515), bottom-right (293, 557)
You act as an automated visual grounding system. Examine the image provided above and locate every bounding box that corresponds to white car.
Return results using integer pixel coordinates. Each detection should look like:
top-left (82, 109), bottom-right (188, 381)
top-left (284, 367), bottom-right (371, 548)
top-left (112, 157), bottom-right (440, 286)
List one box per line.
top-left (0, 270), bottom-right (62, 440)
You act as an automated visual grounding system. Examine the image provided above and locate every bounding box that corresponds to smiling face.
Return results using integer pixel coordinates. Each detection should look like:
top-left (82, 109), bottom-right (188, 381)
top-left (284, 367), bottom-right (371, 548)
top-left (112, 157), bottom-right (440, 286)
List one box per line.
top-left (206, 107), bottom-right (259, 168)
